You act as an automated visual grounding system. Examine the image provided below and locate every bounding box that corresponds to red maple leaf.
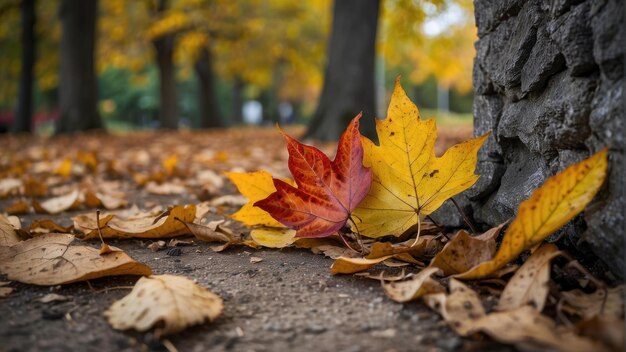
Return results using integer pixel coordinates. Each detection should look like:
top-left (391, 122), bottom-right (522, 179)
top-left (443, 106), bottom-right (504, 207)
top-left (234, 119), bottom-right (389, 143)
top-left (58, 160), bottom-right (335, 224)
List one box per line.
top-left (255, 114), bottom-right (372, 238)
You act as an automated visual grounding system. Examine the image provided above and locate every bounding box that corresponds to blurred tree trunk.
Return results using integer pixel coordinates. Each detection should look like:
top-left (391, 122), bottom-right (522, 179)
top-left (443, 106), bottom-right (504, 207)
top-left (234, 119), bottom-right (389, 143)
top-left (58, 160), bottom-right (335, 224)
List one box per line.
top-left (305, 0), bottom-right (379, 141)
top-left (231, 77), bottom-right (244, 125)
top-left (195, 47), bottom-right (223, 128)
top-left (56, 0), bottom-right (103, 134)
top-left (13, 0), bottom-right (36, 133)
top-left (152, 0), bottom-right (178, 129)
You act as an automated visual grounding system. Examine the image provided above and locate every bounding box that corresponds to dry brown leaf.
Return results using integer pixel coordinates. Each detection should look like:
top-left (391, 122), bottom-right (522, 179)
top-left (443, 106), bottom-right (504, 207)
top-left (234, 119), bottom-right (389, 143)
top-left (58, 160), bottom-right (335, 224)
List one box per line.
top-left (576, 316), bottom-right (625, 351)
top-left (4, 199), bottom-right (30, 214)
top-left (560, 286), bottom-right (624, 320)
top-left (366, 235), bottom-right (440, 260)
top-left (497, 243), bottom-right (561, 311)
top-left (423, 279), bottom-right (486, 335)
top-left (32, 190), bottom-right (81, 214)
top-left (0, 214), bottom-right (21, 246)
top-left (383, 267), bottom-right (444, 302)
top-left (470, 306), bottom-right (608, 352)
top-left (0, 287), bottom-right (14, 298)
top-left (28, 219), bottom-right (72, 235)
top-left (331, 256), bottom-right (393, 275)
top-left (79, 204), bottom-right (196, 239)
top-left (209, 195), bottom-right (247, 207)
top-left (83, 190), bottom-right (128, 210)
top-left (0, 233), bottom-right (151, 285)
top-left (5, 215), bottom-right (21, 230)
top-left (0, 178), bottom-right (22, 197)
top-left (148, 241), bottom-right (167, 252)
top-left (250, 257), bottom-right (263, 264)
top-left (354, 270), bottom-right (411, 282)
top-left (145, 181), bottom-right (187, 195)
top-left (429, 225), bottom-right (504, 276)
top-left (178, 219), bottom-right (233, 243)
top-left (104, 274), bottom-right (223, 337)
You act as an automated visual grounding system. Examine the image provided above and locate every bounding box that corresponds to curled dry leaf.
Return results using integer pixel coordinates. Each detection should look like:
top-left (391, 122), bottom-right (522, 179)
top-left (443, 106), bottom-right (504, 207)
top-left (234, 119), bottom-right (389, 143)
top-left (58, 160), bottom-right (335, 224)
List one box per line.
top-left (225, 171), bottom-right (284, 227)
top-left (177, 219), bottom-right (233, 243)
top-left (83, 190), bottom-right (128, 210)
top-left (28, 219), bottom-right (72, 235)
top-left (383, 267), bottom-right (444, 302)
top-left (470, 306), bottom-right (607, 352)
top-left (0, 233), bottom-right (151, 285)
top-left (38, 293), bottom-right (70, 303)
top-left (32, 189), bottom-right (81, 214)
top-left (423, 279), bottom-right (486, 336)
top-left (331, 256), bottom-right (393, 275)
top-left (0, 287), bottom-right (14, 298)
top-left (104, 274), bottom-right (223, 337)
top-left (560, 286), bottom-right (624, 320)
top-left (250, 227), bottom-right (297, 248)
top-left (457, 149), bottom-right (608, 279)
top-left (352, 79), bottom-right (488, 238)
top-left (0, 214), bottom-right (21, 246)
top-left (255, 114), bottom-right (372, 238)
top-left (429, 225), bottom-right (504, 276)
top-left (78, 204), bottom-right (196, 239)
top-left (145, 181), bottom-right (187, 195)
top-left (497, 243), bottom-right (562, 312)
top-left (4, 199), bottom-right (30, 214)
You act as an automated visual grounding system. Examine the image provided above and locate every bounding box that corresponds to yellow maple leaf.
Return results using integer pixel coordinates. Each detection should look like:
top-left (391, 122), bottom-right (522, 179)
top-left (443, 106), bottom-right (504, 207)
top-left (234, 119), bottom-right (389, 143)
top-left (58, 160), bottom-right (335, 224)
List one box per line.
top-left (456, 148), bottom-right (608, 279)
top-left (225, 171), bottom-right (283, 228)
top-left (353, 78), bottom-right (488, 238)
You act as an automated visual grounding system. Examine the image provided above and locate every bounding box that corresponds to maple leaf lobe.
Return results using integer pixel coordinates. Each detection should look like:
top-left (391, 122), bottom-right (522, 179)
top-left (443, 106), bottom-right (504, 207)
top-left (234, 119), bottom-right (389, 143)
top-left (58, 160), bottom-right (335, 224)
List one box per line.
top-left (255, 115), bottom-right (372, 238)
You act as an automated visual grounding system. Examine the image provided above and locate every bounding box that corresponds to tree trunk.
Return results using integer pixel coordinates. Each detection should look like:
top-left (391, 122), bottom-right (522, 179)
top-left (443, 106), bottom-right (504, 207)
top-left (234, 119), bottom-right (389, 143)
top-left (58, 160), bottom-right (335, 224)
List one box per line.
top-left (56, 0), bottom-right (103, 134)
top-left (195, 47), bottom-right (223, 128)
top-left (13, 0), bottom-right (36, 133)
top-left (153, 35), bottom-right (178, 129)
top-left (231, 77), bottom-right (244, 125)
top-left (305, 0), bottom-right (380, 141)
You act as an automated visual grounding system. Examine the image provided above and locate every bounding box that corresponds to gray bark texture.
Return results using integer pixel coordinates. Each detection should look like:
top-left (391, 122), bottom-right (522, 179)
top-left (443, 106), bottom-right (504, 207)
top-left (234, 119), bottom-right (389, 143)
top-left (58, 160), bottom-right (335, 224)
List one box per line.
top-left (56, 0), bottom-right (103, 134)
top-left (305, 0), bottom-right (379, 141)
top-left (434, 0), bottom-right (624, 278)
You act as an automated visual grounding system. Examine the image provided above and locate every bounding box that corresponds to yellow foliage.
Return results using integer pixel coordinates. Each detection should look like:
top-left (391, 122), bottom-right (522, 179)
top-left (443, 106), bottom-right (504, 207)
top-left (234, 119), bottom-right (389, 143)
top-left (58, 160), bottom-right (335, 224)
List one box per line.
top-left (225, 171), bottom-right (283, 228)
top-left (457, 148), bottom-right (609, 279)
top-left (353, 79), bottom-right (487, 238)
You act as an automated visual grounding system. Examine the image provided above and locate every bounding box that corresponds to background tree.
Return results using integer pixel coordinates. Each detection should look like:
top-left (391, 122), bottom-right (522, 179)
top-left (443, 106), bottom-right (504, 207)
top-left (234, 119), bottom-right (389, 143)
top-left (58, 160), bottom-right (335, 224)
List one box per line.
top-left (13, 0), bottom-right (36, 133)
top-left (56, 0), bottom-right (103, 133)
top-left (305, 0), bottom-right (380, 140)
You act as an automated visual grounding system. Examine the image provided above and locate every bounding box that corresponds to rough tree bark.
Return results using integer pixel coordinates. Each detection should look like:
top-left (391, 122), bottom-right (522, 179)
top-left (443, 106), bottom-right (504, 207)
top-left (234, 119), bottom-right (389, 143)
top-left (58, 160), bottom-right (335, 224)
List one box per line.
top-left (437, 0), bottom-right (624, 278)
top-left (56, 0), bottom-right (103, 134)
top-left (305, 0), bottom-right (379, 141)
top-left (152, 0), bottom-right (178, 129)
top-left (13, 0), bottom-right (36, 133)
top-left (195, 47), bottom-right (223, 128)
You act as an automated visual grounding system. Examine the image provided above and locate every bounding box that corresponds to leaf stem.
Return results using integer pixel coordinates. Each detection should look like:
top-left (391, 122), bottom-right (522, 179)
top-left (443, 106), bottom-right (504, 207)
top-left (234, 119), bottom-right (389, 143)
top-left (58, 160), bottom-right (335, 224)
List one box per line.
top-left (348, 215), bottom-right (365, 256)
top-left (409, 219), bottom-right (421, 248)
top-left (450, 197), bottom-right (477, 233)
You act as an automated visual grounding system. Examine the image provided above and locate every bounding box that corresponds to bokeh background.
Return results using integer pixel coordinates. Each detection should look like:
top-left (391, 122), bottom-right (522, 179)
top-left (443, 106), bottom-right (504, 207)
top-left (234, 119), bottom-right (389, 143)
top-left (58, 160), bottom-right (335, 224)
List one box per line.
top-left (0, 0), bottom-right (475, 136)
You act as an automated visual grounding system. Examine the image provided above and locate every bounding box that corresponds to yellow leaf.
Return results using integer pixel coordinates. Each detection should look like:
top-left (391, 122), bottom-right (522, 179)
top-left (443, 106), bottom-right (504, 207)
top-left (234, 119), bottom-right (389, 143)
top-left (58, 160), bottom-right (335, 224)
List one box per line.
top-left (457, 148), bottom-right (608, 279)
top-left (353, 78), bottom-right (488, 238)
top-left (225, 171), bottom-right (282, 227)
top-left (55, 158), bottom-right (72, 177)
top-left (330, 256), bottom-right (393, 275)
top-left (250, 227), bottom-right (297, 248)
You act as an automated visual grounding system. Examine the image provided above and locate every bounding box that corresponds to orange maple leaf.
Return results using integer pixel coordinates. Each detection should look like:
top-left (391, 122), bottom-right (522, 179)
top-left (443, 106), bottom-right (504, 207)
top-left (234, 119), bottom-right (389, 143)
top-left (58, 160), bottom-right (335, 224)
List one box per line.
top-left (255, 114), bottom-right (372, 238)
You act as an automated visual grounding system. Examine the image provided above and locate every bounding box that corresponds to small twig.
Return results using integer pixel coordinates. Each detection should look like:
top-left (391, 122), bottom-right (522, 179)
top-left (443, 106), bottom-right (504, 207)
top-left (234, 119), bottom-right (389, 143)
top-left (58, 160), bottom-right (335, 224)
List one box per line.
top-left (560, 252), bottom-right (608, 314)
top-left (96, 209), bottom-right (105, 245)
top-left (338, 230), bottom-right (360, 254)
top-left (450, 198), bottom-right (477, 234)
top-left (162, 339), bottom-right (178, 352)
top-left (426, 215), bottom-right (443, 229)
top-left (348, 215), bottom-right (365, 255)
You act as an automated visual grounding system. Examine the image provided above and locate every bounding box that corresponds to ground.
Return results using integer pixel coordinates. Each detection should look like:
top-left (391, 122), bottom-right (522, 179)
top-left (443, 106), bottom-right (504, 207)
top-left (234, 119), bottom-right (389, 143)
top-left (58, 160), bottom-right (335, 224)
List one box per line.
top-left (0, 123), bottom-right (520, 352)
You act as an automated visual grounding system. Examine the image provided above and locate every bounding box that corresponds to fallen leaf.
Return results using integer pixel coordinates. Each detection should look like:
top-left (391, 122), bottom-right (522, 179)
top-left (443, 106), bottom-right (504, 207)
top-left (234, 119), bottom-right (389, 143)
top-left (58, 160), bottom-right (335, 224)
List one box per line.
top-left (429, 225), bottom-right (504, 276)
top-left (470, 306), bottom-right (607, 352)
top-left (383, 267), bottom-right (444, 302)
top-left (145, 181), bottom-right (187, 195)
top-left (354, 270), bottom-right (412, 282)
top-left (178, 219), bottom-right (234, 243)
top-left (250, 227), bottom-right (296, 248)
top-left (28, 219), bottom-right (72, 235)
top-left (0, 214), bottom-right (21, 246)
top-left (576, 316), bottom-right (624, 351)
top-left (250, 257), bottom-right (263, 263)
top-left (497, 243), bottom-right (561, 311)
top-left (209, 195), bottom-right (247, 207)
top-left (0, 178), bottom-right (22, 197)
top-left (352, 79), bottom-right (488, 238)
top-left (0, 233), bottom-right (151, 285)
top-left (331, 256), bottom-right (393, 275)
top-left (32, 190), bottom-right (81, 214)
top-left (38, 293), bottom-right (70, 303)
top-left (168, 239), bottom-right (194, 247)
top-left (457, 149), bottom-right (608, 279)
top-left (225, 171), bottom-right (283, 227)
top-left (560, 286), bottom-right (624, 320)
top-left (4, 199), bottom-right (30, 214)
top-left (255, 114), bottom-right (372, 238)
top-left (55, 158), bottom-right (73, 177)
top-left (104, 274), bottom-right (223, 337)
top-left (423, 279), bottom-right (486, 335)
top-left (79, 204), bottom-right (196, 239)
top-left (83, 190), bottom-right (128, 210)
top-left (148, 241), bottom-right (167, 252)
top-left (0, 287), bottom-right (14, 298)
